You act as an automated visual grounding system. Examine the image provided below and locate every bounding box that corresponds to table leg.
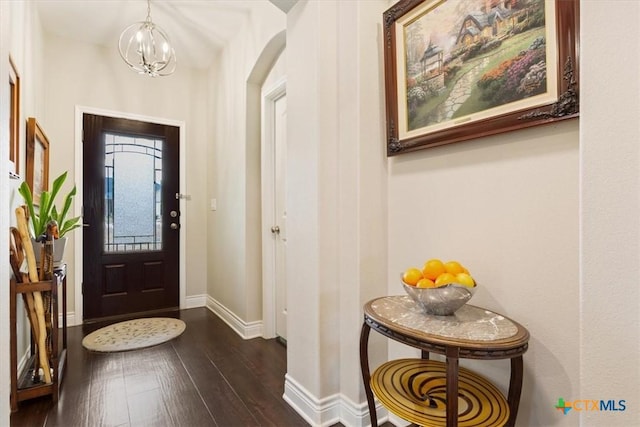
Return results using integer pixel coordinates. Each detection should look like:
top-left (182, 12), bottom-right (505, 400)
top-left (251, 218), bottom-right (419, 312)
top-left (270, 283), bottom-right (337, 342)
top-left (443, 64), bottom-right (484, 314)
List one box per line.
top-left (445, 347), bottom-right (460, 427)
top-left (506, 356), bottom-right (524, 427)
top-left (360, 322), bottom-right (377, 426)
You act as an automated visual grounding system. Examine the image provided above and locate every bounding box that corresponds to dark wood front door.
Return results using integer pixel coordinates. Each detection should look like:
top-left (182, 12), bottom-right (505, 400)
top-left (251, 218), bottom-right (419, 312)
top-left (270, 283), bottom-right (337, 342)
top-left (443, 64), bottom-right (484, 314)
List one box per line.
top-left (82, 114), bottom-right (180, 322)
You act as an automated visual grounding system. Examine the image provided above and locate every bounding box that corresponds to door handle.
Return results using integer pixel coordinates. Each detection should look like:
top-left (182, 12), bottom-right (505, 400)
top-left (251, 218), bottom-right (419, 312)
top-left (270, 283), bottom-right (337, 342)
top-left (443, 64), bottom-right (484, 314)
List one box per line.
top-left (170, 223), bottom-right (180, 230)
top-left (270, 226), bottom-right (280, 234)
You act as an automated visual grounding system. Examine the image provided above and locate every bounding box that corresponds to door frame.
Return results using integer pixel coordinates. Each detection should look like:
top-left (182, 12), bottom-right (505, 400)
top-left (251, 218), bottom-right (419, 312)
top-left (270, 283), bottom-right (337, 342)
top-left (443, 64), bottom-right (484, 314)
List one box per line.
top-left (73, 105), bottom-right (187, 325)
top-left (261, 78), bottom-right (286, 339)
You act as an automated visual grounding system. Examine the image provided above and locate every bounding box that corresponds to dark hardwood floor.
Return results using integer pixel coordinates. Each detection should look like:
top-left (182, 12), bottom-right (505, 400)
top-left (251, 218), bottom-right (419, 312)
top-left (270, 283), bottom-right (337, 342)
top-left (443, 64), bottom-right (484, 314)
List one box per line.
top-left (10, 307), bottom-right (310, 427)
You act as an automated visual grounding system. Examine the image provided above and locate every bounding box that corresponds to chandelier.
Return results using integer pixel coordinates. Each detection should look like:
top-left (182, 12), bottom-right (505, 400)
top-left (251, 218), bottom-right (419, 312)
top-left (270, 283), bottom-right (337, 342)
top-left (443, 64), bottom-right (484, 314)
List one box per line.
top-left (118, 0), bottom-right (176, 77)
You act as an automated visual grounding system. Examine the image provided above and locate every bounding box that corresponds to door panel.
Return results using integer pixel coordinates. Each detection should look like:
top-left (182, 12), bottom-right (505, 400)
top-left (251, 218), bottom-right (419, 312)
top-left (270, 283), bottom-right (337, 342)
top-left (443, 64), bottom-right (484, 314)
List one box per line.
top-left (274, 95), bottom-right (287, 340)
top-left (83, 114), bottom-right (179, 321)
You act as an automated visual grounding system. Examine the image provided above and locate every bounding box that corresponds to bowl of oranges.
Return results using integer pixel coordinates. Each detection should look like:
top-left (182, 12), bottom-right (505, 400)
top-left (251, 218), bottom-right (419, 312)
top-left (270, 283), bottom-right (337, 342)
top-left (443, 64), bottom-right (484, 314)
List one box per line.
top-left (402, 259), bottom-right (477, 316)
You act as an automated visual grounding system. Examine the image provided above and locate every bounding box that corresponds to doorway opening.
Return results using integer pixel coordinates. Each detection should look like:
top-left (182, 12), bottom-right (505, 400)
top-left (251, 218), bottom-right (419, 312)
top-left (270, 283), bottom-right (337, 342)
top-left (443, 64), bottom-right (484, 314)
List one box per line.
top-left (261, 80), bottom-right (287, 341)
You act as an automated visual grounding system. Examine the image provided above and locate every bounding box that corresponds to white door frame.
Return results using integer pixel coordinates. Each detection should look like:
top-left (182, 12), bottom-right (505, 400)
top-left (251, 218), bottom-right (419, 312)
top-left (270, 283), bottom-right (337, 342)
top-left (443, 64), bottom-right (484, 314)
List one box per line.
top-left (73, 105), bottom-right (187, 325)
top-left (261, 78), bottom-right (286, 339)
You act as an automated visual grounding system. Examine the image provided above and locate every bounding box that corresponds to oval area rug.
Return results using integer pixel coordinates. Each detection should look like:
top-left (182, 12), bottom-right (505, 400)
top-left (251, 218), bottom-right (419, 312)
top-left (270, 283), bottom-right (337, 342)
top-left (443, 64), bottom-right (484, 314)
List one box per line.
top-left (82, 317), bottom-right (186, 352)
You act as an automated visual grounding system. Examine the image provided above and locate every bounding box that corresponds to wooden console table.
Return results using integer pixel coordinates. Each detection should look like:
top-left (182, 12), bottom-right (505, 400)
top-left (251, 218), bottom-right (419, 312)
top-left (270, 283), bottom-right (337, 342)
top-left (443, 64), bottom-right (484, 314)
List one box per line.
top-left (360, 296), bottom-right (529, 427)
top-left (10, 265), bottom-right (67, 412)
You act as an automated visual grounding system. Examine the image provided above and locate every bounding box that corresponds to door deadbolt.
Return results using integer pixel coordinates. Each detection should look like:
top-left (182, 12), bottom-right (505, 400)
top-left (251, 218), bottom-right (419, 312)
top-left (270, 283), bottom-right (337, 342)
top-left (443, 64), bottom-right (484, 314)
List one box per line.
top-left (170, 210), bottom-right (179, 218)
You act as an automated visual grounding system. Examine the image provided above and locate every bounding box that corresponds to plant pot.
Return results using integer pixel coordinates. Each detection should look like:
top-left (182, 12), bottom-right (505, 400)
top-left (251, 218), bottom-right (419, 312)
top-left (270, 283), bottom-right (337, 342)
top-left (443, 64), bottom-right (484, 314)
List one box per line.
top-left (32, 237), bottom-right (67, 267)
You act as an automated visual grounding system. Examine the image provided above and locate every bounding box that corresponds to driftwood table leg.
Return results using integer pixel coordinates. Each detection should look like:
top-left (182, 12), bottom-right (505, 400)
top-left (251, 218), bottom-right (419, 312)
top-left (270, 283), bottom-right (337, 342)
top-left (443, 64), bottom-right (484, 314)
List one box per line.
top-left (16, 207), bottom-right (52, 384)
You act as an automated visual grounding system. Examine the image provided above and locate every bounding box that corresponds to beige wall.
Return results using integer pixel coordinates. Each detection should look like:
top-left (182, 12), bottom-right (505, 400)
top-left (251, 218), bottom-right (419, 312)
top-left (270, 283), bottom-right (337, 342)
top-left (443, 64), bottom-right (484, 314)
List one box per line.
top-left (207, 3), bottom-right (285, 322)
top-left (40, 34), bottom-right (211, 316)
top-left (1, 1), bottom-right (46, 422)
top-left (388, 120), bottom-right (579, 426)
top-left (580, 2), bottom-right (640, 425)
top-left (284, 0), bottom-right (639, 426)
top-left (2, 0), bottom-right (640, 425)
top-left (285, 1), bottom-right (390, 423)
top-left (0, 2), bottom-right (10, 421)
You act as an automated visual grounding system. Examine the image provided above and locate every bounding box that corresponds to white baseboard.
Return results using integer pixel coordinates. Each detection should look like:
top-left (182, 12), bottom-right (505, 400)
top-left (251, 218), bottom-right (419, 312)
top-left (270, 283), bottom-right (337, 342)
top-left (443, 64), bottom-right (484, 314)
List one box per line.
top-left (17, 345), bottom-right (31, 377)
top-left (389, 413), bottom-right (410, 426)
top-left (283, 374), bottom-right (388, 427)
top-left (59, 295), bottom-right (206, 327)
top-left (185, 294), bottom-right (207, 309)
top-left (59, 311), bottom-right (78, 327)
top-left (205, 295), bottom-right (263, 339)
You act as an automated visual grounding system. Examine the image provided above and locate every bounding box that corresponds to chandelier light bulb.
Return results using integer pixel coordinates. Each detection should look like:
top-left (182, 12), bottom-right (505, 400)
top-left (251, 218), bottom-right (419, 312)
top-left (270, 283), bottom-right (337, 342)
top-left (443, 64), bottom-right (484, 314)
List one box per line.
top-left (118, 0), bottom-right (176, 77)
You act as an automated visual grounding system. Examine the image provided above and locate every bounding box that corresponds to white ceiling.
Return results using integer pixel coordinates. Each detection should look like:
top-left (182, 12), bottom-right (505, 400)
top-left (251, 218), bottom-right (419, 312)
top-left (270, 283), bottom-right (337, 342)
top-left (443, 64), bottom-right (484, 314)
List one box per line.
top-left (35, 0), bottom-right (292, 70)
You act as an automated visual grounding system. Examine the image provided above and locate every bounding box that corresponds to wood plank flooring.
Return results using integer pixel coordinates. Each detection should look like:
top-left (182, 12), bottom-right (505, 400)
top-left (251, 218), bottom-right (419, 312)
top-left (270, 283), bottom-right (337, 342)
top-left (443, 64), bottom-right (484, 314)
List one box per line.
top-left (10, 307), bottom-right (309, 427)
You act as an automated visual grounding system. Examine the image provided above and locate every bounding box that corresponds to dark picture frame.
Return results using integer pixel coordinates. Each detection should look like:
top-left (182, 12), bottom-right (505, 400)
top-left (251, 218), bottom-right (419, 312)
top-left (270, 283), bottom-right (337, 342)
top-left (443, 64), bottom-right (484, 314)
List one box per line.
top-left (383, 0), bottom-right (579, 156)
top-left (26, 117), bottom-right (50, 205)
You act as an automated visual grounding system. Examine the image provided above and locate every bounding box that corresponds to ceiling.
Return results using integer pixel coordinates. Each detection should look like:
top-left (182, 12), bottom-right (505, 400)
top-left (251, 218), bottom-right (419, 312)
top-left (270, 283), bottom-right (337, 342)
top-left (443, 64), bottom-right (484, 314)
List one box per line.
top-left (35, 0), bottom-right (294, 70)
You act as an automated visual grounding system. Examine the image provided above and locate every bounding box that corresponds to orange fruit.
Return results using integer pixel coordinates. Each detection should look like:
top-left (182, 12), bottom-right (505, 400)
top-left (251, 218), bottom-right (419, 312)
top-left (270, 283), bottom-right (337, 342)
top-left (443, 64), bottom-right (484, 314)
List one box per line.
top-left (416, 278), bottom-right (436, 288)
top-left (455, 272), bottom-right (475, 287)
top-left (435, 272), bottom-right (456, 287)
top-left (422, 259), bottom-right (445, 280)
top-left (402, 267), bottom-right (423, 286)
top-left (444, 260), bottom-right (465, 275)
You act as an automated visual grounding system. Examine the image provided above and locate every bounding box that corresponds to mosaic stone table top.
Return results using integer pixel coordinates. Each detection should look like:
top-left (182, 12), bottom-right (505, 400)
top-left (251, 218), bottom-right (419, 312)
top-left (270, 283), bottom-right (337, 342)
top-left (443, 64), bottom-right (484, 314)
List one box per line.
top-left (366, 296), bottom-right (527, 344)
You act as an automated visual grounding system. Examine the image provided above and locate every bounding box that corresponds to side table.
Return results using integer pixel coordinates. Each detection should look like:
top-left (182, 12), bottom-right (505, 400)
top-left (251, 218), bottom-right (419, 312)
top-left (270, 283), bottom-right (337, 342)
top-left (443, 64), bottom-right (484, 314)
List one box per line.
top-left (360, 296), bottom-right (529, 427)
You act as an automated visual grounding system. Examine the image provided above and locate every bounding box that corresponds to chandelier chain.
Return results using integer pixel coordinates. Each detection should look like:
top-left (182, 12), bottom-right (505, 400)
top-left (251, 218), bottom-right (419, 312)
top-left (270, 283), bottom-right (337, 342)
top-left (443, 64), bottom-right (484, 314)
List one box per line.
top-left (146, 0), bottom-right (152, 23)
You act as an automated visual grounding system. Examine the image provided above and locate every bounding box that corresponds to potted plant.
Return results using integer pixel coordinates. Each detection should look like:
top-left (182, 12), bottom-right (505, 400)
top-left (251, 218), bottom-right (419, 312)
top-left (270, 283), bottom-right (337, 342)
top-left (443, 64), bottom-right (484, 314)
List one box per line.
top-left (18, 171), bottom-right (82, 264)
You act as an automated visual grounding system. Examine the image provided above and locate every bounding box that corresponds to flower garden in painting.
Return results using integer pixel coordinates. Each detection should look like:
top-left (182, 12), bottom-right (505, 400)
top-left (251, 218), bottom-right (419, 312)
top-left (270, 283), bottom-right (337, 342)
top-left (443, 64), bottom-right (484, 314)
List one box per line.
top-left (405, 0), bottom-right (547, 131)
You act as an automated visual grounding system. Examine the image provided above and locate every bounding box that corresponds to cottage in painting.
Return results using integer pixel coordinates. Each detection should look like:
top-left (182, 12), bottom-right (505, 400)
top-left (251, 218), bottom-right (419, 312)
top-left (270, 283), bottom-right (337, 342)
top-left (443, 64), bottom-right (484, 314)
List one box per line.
top-left (420, 41), bottom-right (443, 76)
top-left (418, 40), bottom-right (445, 92)
top-left (455, 0), bottom-right (518, 47)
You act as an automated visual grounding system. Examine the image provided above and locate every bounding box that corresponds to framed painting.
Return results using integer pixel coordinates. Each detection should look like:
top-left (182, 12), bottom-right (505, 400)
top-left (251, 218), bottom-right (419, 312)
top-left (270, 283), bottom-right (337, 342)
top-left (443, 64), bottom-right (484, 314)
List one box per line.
top-left (26, 117), bottom-right (50, 205)
top-left (383, 0), bottom-right (579, 155)
top-left (9, 56), bottom-right (20, 174)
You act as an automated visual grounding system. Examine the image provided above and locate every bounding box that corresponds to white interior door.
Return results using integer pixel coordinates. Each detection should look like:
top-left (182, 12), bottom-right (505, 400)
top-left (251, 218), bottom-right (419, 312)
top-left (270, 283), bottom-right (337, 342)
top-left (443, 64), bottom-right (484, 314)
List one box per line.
top-left (274, 94), bottom-right (287, 340)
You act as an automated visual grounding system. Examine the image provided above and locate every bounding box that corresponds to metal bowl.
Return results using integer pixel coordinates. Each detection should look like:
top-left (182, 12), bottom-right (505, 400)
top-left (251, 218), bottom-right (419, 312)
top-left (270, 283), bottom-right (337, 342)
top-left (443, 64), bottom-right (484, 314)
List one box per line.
top-left (403, 282), bottom-right (476, 316)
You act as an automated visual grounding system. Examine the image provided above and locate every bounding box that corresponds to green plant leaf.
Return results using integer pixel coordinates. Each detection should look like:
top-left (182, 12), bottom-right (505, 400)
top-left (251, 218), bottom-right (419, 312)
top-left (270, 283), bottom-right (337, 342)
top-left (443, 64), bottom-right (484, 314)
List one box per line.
top-left (49, 171), bottom-right (67, 202)
top-left (17, 182), bottom-right (37, 237)
top-left (37, 191), bottom-right (53, 238)
top-left (58, 185), bottom-right (77, 228)
top-left (16, 170), bottom-right (80, 239)
top-left (59, 216), bottom-right (82, 237)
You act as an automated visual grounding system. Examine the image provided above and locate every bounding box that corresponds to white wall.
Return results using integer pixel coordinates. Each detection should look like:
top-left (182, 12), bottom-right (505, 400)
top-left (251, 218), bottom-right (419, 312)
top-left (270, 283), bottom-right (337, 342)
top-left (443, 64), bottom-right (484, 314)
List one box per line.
top-left (388, 120), bottom-right (579, 426)
top-left (285, 1), bottom-right (389, 424)
top-left (2, 1), bottom-right (46, 422)
top-left (580, 2), bottom-right (640, 425)
top-left (207, 2), bottom-right (285, 323)
top-left (286, 0), bottom-right (339, 409)
top-left (285, 0), bottom-right (639, 426)
top-left (3, 1), bottom-right (639, 426)
top-left (0, 1), bottom-right (11, 422)
top-left (41, 34), bottom-right (210, 317)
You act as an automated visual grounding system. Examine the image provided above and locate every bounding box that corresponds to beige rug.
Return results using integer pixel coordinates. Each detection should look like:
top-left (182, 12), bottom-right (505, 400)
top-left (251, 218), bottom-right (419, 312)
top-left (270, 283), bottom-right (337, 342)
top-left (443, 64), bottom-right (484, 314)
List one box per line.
top-left (82, 317), bottom-right (186, 352)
